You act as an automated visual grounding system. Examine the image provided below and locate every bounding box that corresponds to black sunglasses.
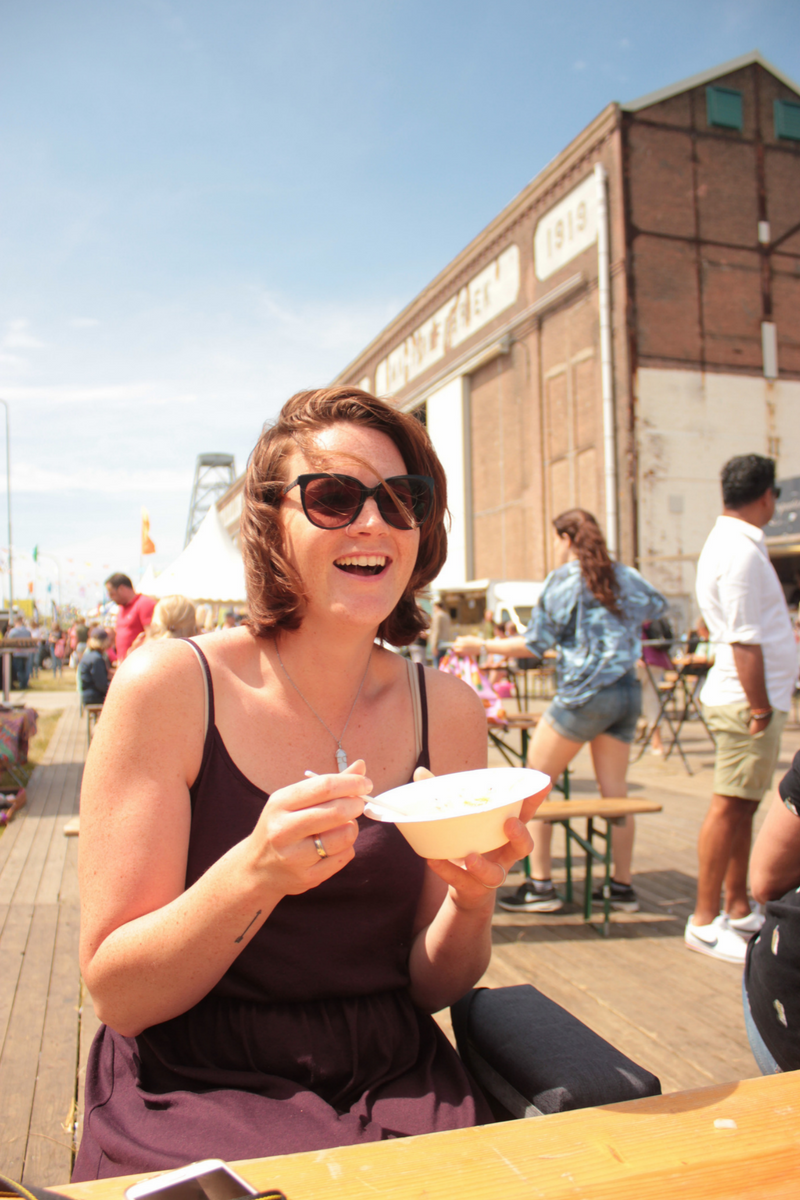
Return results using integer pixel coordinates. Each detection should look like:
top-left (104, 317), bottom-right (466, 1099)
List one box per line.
top-left (282, 473), bottom-right (434, 530)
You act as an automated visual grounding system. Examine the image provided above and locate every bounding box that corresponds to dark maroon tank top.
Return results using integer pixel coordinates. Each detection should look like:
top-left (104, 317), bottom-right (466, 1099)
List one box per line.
top-left (184, 643), bottom-right (432, 1004)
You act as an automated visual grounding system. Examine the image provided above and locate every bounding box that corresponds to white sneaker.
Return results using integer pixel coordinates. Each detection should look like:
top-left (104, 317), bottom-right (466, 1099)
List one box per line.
top-left (685, 914), bottom-right (748, 963)
top-left (725, 904), bottom-right (765, 937)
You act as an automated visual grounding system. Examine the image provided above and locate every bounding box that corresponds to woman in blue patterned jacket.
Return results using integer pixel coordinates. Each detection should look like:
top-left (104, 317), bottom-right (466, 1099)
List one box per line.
top-left (454, 508), bottom-right (668, 916)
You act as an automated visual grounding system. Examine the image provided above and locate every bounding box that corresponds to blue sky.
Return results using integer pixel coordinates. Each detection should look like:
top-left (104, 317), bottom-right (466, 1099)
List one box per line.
top-left (1, 0), bottom-right (797, 608)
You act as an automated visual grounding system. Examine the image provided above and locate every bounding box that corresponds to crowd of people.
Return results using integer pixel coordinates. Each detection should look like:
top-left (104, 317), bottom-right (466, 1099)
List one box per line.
top-left (9, 388), bottom-right (783, 1182)
top-left (6, 584), bottom-right (250, 702)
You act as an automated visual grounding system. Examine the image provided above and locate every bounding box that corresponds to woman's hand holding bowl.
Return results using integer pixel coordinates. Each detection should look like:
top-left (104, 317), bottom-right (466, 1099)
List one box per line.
top-left (247, 760), bottom-right (372, 897)
top-left (519, 777), bottom-right (552, 822)
top-left (412, 767), bottom-right (535, 912)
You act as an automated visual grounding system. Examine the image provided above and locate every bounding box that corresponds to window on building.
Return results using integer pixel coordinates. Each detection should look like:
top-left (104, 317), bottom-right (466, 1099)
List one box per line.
top-left (706, 85), bottom-right (744, 131)
top-left (775, 98), bottom-right (800, 142)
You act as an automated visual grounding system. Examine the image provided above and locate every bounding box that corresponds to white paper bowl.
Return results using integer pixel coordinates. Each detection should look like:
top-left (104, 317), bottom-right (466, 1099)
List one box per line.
top-left (364, 768), bottom-right (550, 860)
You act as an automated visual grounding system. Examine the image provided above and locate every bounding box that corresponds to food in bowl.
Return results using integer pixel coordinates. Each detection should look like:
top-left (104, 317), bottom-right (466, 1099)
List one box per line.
top-left (364, 767), bottom-right (550, 860)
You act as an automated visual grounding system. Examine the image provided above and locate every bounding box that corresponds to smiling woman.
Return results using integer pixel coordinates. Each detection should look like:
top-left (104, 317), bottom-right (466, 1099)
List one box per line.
top-left (72, 386), bottom-right (546, 1180)
top-left (239, 388), bottom-right (447, 645)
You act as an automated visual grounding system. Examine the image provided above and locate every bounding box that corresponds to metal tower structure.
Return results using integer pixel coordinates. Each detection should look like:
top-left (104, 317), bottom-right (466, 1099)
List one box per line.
top-left (185, 453), bottom-right (237, 546)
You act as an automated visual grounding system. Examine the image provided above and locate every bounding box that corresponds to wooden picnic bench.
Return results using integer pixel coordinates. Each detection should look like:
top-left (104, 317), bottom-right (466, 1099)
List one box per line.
top-left (532, 796), bottom-right (663, 936)
top-left (84, 704), bottom-right (103, 745)
top-left (56, 1071), bottom-right (800, 1200)
top-left (487, 711), bottom-right (539, 767)
top-left (486, 709), bottom-right (663, 933)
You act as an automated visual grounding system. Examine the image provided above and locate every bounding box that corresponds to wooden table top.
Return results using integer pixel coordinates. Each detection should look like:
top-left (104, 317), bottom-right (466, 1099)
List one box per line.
top-left (536, 796), bottom-right (663, 821)
top-left (502, 712), bottom-right (540, 729)
top-left (58, 1072), bottom-right (800, 1200)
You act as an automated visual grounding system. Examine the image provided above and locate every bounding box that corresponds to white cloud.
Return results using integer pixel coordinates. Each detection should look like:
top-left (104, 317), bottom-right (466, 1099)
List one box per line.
top-left (12, 461), bottom-right (193, 493)
top-left (2, 319), bottom-right (45, 350)
top-left (0, 383), bottom-right (197, 406)
top-left (69, 317), bottom-right (101, 329)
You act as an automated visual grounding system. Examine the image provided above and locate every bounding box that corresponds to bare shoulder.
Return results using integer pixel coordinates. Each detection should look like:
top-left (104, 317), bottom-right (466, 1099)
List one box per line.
top-left (105, 637), bottom-right (205, 715)
top-left (421, 664), bottom-right (487, 773)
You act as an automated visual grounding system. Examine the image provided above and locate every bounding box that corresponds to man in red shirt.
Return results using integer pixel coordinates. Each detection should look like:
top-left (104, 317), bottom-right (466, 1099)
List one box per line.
top-left (105, 573), bottom-right (156, 661)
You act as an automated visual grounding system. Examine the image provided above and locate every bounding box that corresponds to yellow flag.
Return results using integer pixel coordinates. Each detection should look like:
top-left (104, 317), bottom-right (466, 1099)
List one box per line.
top-left (141, 508), bottom-right (156, 555)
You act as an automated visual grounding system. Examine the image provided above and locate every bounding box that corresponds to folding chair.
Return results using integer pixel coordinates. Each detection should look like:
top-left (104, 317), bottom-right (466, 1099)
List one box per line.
top-left (635, 652), bottom-right (714, 773)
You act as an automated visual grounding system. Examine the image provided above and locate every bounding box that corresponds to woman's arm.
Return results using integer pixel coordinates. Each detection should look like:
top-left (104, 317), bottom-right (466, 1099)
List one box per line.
top-left (452, 634), bottom-right (529, 659)
top-left (79, 640), bottom-right (371, 1036)
top-left (405, 671), bottom-right (540, 1012)
top-left (750, 763), bottom-right (800, 904)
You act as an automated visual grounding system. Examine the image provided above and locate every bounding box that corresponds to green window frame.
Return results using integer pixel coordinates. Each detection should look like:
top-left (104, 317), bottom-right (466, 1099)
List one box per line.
top-left (774, 98), bottom-right (800, 141)
top-left (706, 85), bottom-right (743, 131)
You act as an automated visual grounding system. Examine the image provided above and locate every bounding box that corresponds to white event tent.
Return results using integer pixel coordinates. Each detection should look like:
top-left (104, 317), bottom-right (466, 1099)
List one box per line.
top-left (138, 561), bottom-right (159, 594)
top-left (147, 505), bottom-right (247, 603)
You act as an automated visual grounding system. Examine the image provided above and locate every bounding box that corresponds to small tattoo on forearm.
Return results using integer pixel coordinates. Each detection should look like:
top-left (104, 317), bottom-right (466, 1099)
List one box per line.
top-left (235, 910), bottom-right (262, 943)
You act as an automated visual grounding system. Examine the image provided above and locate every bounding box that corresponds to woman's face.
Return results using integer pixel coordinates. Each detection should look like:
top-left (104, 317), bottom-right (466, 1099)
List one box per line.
top-left (553, 530), bottom-right (574, 566)
top-left (279, 422), bottom-right (421, 633)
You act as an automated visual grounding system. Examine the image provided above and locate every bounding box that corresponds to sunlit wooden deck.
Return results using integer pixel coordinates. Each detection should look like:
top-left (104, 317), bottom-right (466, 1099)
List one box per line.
top-left (1, 689), bottom-right (795, 1186)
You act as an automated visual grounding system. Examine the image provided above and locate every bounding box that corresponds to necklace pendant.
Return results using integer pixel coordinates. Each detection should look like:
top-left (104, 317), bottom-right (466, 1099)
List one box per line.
top-left (336, 747), bottom-right (348, 773)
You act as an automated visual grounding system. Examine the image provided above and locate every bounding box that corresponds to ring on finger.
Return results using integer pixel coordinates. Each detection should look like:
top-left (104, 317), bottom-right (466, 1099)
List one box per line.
top-left (484, 865), bottom-right (508, 890)
top-left (313, 835), bottom-right (328, 860)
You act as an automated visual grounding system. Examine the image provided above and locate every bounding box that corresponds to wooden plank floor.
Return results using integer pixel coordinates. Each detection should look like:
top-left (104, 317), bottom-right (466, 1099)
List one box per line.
top-left (0, 694), bottom-right (98, 1187)
top-left (1, 689), bottom-right (797, 1186)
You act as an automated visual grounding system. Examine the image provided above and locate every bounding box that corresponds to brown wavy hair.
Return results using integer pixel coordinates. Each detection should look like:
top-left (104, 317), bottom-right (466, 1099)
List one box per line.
top-left (240, 387), bottom-right (448, 645)
top-left (553, 509), bottom-right (621, 616)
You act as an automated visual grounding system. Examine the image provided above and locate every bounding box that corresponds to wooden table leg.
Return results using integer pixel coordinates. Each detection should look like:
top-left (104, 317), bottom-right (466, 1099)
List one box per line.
top-left (564, 819), bottom-right (573, 902)
top-left (584, 817), bottom-right (594, 923)
top-left (601, 819), bottom-right (612, 937)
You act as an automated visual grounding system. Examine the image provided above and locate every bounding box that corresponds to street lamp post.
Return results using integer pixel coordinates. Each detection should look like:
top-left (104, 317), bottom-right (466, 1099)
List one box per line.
top-left (0, 399), bottom-right (11, 702)
top-left (0, 399), bottom-right (12, 622)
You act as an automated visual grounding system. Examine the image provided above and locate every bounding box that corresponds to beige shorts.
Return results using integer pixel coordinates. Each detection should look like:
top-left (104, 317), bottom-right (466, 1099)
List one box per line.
top-left (703, 704), bottom-right (788, 802)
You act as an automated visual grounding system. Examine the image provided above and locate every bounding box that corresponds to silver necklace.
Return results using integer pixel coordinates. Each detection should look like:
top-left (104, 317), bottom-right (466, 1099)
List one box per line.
top-left (274, 641), bottom-right (372, 772)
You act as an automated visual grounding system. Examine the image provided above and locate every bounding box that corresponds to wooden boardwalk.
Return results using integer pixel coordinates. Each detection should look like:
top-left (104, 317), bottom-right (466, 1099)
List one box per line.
top-left (0, 695), bottom-right (100, 1187)
top-left (1, 691), bottom-right (797, 1186)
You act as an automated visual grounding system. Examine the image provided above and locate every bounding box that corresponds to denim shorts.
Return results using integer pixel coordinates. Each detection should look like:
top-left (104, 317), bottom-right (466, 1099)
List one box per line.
top-left (544, 669), bottom-right (642, 745)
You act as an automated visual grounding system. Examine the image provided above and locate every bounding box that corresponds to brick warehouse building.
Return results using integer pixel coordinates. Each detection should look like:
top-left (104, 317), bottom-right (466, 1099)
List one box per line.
top-left (219, 52), bottom-right (800, 621)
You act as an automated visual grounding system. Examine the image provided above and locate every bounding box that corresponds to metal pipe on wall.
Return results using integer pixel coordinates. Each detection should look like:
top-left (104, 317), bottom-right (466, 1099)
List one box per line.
top-left (594, 163), bottom-right (618, 557)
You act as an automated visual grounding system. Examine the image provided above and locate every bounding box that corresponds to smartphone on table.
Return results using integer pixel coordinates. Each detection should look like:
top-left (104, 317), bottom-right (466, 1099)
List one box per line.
top-left (125, 1159), bottom-right (259, 1200)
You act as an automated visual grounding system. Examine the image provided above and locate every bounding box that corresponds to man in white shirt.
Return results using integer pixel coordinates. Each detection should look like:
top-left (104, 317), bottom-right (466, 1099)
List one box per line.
top-left (688, 455), bottom-right (798, 963)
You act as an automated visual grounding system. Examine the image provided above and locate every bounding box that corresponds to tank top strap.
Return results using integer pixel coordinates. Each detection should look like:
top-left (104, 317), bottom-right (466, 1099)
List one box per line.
top-left (415, 661), bottom-right (431, 771)
top-left (183, 638), bottom-right (216, 754)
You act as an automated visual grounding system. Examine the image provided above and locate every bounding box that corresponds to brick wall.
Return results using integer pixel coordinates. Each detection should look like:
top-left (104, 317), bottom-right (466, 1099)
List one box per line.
top-left (626, 63), bottom-right (800, 378)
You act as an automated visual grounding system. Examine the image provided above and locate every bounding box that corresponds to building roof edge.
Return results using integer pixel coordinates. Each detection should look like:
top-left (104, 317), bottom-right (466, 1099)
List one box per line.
top-left (620, 50), bottom-right (800, 112)
top-left (332, 102), bottom-right (619, 385)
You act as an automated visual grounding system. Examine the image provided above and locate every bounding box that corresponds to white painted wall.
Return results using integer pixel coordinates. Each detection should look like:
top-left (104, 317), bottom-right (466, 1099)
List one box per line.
top-left (636, 366), bottom-right (800, 610)
top-left (425, 376), bottom-right (471, 588)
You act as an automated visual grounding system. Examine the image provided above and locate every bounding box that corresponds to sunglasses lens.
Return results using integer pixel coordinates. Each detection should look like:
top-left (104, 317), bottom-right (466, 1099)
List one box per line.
top-left (303, 476), bottom-right (362, 527)
top-left (379, 478), bottom-right (432, 529)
